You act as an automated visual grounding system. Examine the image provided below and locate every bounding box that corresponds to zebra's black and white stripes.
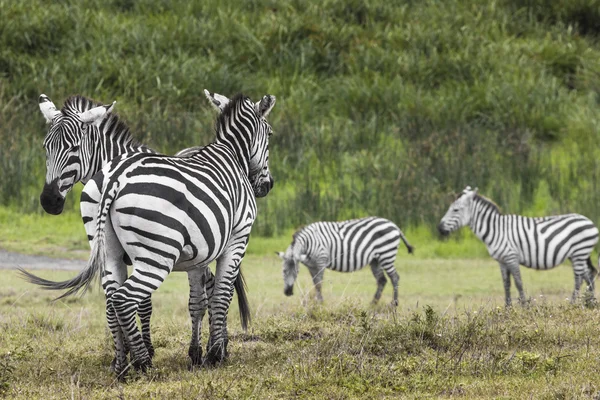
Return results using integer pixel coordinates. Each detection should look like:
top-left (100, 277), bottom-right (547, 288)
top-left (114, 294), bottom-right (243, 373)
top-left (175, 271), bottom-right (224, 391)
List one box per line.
top-left (31, 93), bottom-right (250, 367)
top-left (23, 93), bottom-right (276, 377)
top-left (277, 217), bottom-right (414, 305)
top-left (438, 186), bottom-right (599, 306)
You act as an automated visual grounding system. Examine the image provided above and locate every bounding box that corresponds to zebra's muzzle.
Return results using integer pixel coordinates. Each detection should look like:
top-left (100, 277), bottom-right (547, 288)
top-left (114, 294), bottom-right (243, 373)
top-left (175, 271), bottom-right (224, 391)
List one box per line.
top-left (284, 285), bottom-right (294, 296)
top-left (254, 177), bottom-right (274, 198)
top-left (437, 224), bottom-right (450, 237)
top-left (40, 180), bottom-right (65, 215)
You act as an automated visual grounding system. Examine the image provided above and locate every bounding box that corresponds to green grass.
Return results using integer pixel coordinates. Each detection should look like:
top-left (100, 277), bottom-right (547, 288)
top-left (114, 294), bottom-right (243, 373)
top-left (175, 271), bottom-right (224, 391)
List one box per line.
top-left (1, 255), bottom-right (598, 398)
top-left (3, 0), bottom-right (600, 233)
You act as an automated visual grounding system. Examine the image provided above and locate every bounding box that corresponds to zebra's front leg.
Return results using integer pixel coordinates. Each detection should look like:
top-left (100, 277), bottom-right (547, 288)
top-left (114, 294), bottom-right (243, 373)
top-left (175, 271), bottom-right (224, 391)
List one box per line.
top-left (499, 263), bottom-right (512, 307)
top-left (369, 261), bottom-right (387, 305)
top-left (308, 265), bottom-right (325, 303)
top-left (205, 248), bottom-right (244, 366)
top-left (187, 267), bottom-right (208, 367)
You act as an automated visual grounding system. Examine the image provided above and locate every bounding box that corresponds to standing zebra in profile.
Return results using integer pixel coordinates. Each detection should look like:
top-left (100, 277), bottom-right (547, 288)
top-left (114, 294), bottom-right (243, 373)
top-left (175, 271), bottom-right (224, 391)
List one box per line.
top-left (438, 186), bottom-right (599, 306)
top-left (23, 93), bottom-right (276, 377)
top-left (277, 217), bottom-right (414, 305)
top-left (30, 92), bottom-right (249, 366)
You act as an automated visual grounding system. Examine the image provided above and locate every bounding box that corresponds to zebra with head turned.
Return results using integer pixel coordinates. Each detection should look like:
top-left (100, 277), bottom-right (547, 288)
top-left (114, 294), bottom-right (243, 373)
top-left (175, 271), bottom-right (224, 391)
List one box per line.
top-left (30, 92), bottom-right (250, 367)
top-left (277, 217), bottom-right (414, 305)
top-left (438, 186), bottom-right (599, 306)
top-left (23, 92), bottom-right (276, 377)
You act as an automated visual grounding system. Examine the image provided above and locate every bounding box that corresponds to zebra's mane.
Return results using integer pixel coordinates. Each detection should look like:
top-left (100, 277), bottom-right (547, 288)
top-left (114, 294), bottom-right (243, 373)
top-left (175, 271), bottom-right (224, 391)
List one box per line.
top-left (474, 194), bottom-right (502, 214)
top-left (61, 95), bottom-right (100, 116)
top-left (215, 93), bottom-right (250, 135)
top-left (61, 95), bottom-right (141, 147)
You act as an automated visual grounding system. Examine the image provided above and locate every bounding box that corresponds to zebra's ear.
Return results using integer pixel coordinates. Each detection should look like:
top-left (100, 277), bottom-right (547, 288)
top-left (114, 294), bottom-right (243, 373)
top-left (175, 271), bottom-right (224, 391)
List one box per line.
top-left (78, 101), bottom-right (116, 127)
top-left (276, 251), bottom-right (285, 259)
top-left (203, 89), bottom-right (230, 112)
top-left (298, 254), bottom-right (307, 263)
top-left (39, 94), bottom-right (62, 124)
top-left (255, 95), bottom-right (276, 118)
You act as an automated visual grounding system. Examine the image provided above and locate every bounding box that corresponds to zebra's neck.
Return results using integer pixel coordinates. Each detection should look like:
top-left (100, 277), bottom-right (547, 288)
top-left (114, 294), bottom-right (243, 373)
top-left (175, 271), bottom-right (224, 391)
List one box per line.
top-left (468, 195), bottom-right (503, 246)
top-left (80, 114), bottom-right (152, 183)
top-left (214, 96), bottom-right (255, 177)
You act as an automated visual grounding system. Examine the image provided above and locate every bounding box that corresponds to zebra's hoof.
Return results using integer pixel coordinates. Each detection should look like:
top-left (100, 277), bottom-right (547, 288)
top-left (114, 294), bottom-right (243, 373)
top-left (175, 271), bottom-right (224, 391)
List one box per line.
top-left (131, 354), bottom-right (152, 373)
top-left (204, 339), bottom-right (228, 366)
top-left (188, 345), bottom-right (203, 367)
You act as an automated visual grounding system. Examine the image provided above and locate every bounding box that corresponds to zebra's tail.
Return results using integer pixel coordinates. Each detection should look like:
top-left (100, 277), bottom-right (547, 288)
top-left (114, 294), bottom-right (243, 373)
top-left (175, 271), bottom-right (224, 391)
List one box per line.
top-left (18, 228), bottom-right (105, 301)
top-left (589, 257), bottom-right (598, 281)
top-left (234, 269), bottom-right (251, 332)
top-left (398, 229), bottom-right (415, 255)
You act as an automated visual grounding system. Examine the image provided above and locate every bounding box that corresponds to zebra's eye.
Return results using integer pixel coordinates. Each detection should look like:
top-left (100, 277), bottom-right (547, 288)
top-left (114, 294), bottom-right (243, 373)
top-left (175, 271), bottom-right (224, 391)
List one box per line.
top-left (453, 208), bottom-right (460, 212)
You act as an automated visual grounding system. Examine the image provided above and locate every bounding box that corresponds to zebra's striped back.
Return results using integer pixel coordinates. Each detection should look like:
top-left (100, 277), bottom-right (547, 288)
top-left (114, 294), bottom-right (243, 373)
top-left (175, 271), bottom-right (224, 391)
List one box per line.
top-left (293, 217), bottom-right (403, 272)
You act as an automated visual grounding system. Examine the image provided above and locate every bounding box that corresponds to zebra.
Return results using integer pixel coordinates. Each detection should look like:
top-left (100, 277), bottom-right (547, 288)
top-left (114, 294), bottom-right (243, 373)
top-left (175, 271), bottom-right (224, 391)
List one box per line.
top-left (438, 186), bottom-right (599, 306)
top-left (22, 92), bottom-right (276, 377)
top-left (30, 92), bottom-right (249, 367)
top-left (277, 217), bottom-right (414, 305)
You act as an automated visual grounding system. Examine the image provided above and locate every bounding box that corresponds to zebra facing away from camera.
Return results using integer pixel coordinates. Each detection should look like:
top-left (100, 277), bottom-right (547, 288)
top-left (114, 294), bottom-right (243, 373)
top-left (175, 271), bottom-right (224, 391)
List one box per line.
top-left (438, 186), bottom-right (599, 306)
top-left (28, 92), bottom-right (250, 367)
top-left (277, 217), bottom-right (414, 305)
top-left (23, 92), bottom-right (276, 378)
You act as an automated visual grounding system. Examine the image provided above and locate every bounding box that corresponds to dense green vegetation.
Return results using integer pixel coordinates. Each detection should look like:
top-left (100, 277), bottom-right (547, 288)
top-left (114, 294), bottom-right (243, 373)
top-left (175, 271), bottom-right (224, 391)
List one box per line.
top-left (2, 0), bottom-right (600, 236)
top-left (3, 256), bottom-right (600, 398)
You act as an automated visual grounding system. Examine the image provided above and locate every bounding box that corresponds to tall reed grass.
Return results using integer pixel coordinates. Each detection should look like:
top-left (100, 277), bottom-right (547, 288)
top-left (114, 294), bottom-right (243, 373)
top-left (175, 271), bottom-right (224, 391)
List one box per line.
top-left (1, 0), bottom-right (600, 236)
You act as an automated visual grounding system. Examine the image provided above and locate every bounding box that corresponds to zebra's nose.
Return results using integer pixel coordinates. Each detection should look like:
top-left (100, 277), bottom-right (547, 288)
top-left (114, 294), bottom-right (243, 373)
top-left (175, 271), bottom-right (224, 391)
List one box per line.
top-left (40, 180), bottom-right (65, 215)
top-left (284, 286), bottom-right (293, 296)
top-left (438, 224), bottom-right (449, 236)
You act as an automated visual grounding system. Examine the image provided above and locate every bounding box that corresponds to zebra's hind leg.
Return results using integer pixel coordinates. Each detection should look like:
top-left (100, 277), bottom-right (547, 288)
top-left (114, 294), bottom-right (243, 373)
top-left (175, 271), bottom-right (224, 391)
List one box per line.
top-left (584, 257), bottom-right (597, 302)
top-left (109, 262), bottom-right (172, 376)
top-left (205, 248), bottom-right (244, 366)
top-left (571, 258), bottom-right (594, 304)
top-left (369, 261), bottom-right (387, 305)
top-left (138, 297), bottom-right (154, 359)
top-left (187, 267), bottom-right (209, 367)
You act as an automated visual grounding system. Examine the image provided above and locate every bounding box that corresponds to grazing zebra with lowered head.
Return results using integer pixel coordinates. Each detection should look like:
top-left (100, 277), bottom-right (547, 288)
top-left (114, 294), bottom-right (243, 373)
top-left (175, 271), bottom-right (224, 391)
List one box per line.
top-left (30, 92), bottom-right (250, 367)
top-left (438, 186), bottom-right (599, 306)
top-left (23, 92), bottom-right (276, 378)
top-left (277, 217), bottom-right (414, 305)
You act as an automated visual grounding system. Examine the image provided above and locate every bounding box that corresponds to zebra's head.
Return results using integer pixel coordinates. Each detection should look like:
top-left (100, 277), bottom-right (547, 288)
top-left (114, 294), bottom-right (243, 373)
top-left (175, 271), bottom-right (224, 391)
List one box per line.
top-left (438, 186), bottom-right (478, 236)
top-left (276, 249), bottom-right (306, 296)
top-left (38, 94), bottom-right (115, 215)
top-left (209, 91), bottom-right (276, 198)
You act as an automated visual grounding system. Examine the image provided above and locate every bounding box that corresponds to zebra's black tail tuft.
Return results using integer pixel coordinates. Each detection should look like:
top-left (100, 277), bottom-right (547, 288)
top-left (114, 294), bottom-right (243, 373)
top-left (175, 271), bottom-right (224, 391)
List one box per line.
top-left (398, 229), bottom-right (415, 255)
top-left (18, 233), bottom-right (105, 301)
top-left (234, 269), bottom-right (251, 332)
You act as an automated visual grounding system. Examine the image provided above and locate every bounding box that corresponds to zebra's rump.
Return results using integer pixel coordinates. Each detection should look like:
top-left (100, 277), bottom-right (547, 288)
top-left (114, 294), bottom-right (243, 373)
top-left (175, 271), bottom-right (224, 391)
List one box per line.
top-left (95, 151), bottom-right (252, 269)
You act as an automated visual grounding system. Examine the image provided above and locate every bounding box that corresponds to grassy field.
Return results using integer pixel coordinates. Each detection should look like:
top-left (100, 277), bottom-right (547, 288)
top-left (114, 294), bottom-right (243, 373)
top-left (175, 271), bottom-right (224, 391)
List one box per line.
top-left (1, 254), bottom-right (599, 398)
